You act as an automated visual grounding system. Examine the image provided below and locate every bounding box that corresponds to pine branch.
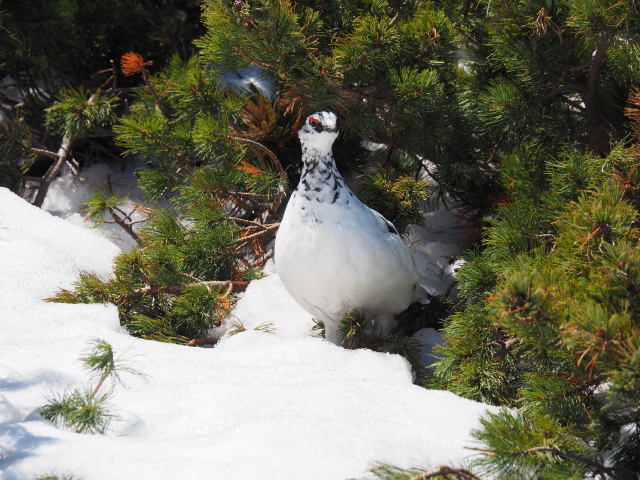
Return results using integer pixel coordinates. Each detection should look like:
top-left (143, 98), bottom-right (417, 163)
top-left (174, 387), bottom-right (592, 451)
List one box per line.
top-left (87, 370), bottom-right (110, 405)
top-left (234, 48), bottom-right (274, 74)
top-left (249, 249), bottom-right (273, 267)
top-left (495, 337), bottom-right (519, 359)
top-left (387, 0), bottom-right (409, 28)
top-left (31, 147), bottom-right (59, 159)
top-left (110, 206), bottom-right (142, 244)
top-left (34, 89), bottom-right (115, 206)
top-left (540, 84), bottom-right (585, 103)
top-left (179, 272), bottom-right (234, 297)
top-left (585, 39), bottom-right (609, 115)
top-left (565, 59), bottom-right (594, 73)
top-left (141, 70), bottom-right (168, 118)
top-left (369, 464), bottom-right (485, 480)
top-left (230, 135), bottom-right (286, 183)
top-left (229, 216), bottom-right (274, 228)
top-left (467, 446), bottom-right (616, 477)
top-left (229, 191), bottom-right (271, 199)
top-left (179, 271), bottom-right (203, 283)
top-left (219, 134), bottom-right (287, 218)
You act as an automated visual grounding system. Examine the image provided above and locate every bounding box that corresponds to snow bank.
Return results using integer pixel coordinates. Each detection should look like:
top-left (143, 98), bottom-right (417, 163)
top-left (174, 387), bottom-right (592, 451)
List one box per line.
top-left (228, 260), bottom-right (315, 338)
top-left (0, 188), bottom-right (120, 308)
top-left (0, 188), bottom-right (494, 480)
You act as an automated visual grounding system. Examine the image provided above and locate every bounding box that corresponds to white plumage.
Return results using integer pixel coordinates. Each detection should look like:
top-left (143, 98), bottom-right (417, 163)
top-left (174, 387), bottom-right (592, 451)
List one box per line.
top-left (275, 111), bottom-right (418, 344)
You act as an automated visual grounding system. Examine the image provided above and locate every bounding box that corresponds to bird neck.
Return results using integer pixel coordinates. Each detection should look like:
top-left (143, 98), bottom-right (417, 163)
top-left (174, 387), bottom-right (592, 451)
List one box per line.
top-left (296, 147), bottom-right (349, 205)
top-left (300, 146), bottom-right (337, 177)
top-left (300, 146), bottom-right (342, 183)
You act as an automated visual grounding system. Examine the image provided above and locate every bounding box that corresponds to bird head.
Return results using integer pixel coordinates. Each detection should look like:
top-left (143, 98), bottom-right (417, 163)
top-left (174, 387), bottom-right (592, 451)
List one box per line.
top-left (298, 111), bottom-right (339, 152)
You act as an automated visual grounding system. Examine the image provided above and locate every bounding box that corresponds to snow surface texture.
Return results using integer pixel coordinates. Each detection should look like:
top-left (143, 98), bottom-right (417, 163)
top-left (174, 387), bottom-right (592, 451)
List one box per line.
top-left (0, 188), bottom-right (495, 479)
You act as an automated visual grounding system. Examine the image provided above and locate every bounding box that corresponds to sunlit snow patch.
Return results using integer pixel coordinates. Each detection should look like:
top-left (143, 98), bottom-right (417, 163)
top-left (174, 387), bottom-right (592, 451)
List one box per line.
top-left (0, 188), bottom-right (495, 480)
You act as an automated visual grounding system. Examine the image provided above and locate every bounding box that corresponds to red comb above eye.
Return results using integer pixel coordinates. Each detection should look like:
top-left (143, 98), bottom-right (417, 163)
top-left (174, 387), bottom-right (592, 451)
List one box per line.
top-left (309, 117), bottom-right (320, 124)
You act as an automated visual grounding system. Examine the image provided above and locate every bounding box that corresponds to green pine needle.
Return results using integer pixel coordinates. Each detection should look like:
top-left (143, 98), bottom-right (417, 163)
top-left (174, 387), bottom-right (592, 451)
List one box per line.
top-left (41, 388), bottom-right (112, 434)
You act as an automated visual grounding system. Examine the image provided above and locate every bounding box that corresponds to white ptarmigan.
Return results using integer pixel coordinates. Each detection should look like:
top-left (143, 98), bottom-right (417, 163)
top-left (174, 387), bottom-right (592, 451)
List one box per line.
top-left (275, 111), bottom-right (419, 344)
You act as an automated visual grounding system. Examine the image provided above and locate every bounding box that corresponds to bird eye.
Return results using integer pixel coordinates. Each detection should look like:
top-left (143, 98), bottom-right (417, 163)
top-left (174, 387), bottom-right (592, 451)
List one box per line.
top-left (308, 117), bottom-right (321, 125)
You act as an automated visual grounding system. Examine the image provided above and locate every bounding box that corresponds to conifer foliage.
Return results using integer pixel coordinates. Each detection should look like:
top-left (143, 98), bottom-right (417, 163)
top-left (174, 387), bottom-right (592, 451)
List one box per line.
top-left (48, 51), bottom-right (285, 343)
top-left (431, 89), bottom-right (640, 479)
top-left (197, 0), bottom-right (493, 204)
top-left (0, 0), bottom-right (203, 192)
top-left (41, 339), bottom-right (140, 434)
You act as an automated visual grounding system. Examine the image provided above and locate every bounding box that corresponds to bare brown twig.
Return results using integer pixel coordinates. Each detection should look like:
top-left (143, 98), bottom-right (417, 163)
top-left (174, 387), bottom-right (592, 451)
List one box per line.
top-left (233, 222), bottom-right (280, 249)
top-left (229, 216), bottom-right (273, 228)
top-left (229, 191), bottom-right (271, 199)
top-left (186, 336), bottom-right (220, 347)
top-left (33, 133), bottom-right (73, 207)
top-left (387, 0), bottom-right (409, 27)
top-left (495, 337), bottom-right (519, 359)
top-left (407, 465), bottom-right (484, 480)
top-left (133, 280), bottom-right (248, 297)
top-left (109, 206), bottom-right (142, 244)
top-left (250, 249), bottom-right (274, 268)
top-left (31, 147), bottom-right (59, 159)
top-left (230, 135), bottom-right (286, 183)
top-left (584, 38), bottom-right (611, 154)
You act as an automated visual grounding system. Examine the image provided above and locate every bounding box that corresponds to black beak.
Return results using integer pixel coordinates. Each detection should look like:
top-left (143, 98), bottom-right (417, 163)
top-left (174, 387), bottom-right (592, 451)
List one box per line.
top-left (310, 121), bottom-right (323, 133)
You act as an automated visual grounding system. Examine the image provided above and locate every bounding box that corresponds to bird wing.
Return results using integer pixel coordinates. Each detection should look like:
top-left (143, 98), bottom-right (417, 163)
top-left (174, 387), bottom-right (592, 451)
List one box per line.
top-left (366, 207), bottom-right (400, 235)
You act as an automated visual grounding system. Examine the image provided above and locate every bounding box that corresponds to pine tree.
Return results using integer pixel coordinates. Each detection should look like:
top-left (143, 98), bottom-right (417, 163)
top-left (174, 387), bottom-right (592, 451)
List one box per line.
top-left (431, 91), bottom-right (640, 480)
top-left (196, 0), bottom-right (495, 204)
top-left (46, 50), bottom-right (286, 343)
top-left (0, 0), bottom-right (202, 192)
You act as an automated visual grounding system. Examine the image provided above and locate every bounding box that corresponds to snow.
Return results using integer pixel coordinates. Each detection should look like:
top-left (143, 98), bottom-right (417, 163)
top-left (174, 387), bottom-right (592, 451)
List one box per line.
top-left (411, 328), bottom-right (445, 370)
top-left (228, 260), bottom-right (315, 338)
top-left (41, 162), bottom-right (149, 252)
top-left (0, 188), bottom-right (120, 308)
top-left (218, 65), bottom-right (276, 101)
top-left (408, 196), bottom-right (478, 301)
top-left (0, 187), bottom-right (495, 479)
